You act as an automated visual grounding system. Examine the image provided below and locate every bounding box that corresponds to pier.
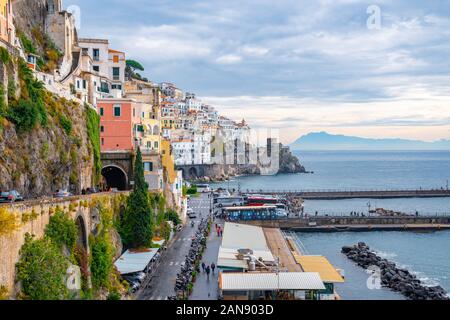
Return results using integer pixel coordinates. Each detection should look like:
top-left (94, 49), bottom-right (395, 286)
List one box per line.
top-left (244, 189), bottom-right (450, 200)
top-left (238, 216), bottom-right (450, 233)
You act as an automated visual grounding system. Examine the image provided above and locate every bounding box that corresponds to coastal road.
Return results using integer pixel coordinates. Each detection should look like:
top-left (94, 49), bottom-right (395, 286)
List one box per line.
top-left (138, 193), bottom-right (212, 300)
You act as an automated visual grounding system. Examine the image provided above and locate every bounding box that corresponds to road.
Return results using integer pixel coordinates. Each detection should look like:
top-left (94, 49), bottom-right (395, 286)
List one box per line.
top-left (138, 193), bottom-right (213, 300)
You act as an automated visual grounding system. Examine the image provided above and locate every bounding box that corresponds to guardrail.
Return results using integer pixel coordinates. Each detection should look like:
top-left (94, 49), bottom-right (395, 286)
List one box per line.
top-left (244, 188), bottom-right (450, 193)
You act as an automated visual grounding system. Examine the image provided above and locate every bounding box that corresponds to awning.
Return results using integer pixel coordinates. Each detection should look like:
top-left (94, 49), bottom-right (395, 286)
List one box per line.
top-left (114, 248), bottom-right (159, 275)
top-left (220, 272), bottom-right (325, 291)
top-left (294, 255), bottom-right (345, 283)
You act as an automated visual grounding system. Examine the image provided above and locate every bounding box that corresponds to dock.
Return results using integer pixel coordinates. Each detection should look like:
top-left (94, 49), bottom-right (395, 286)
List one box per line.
top-left (238, 215), bottom-right (450, 233)
top-left (244, 189), bottom-right (450, 200)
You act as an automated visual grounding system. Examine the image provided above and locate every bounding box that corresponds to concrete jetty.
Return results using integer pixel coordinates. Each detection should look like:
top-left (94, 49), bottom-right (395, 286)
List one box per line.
top-left (245, 189), bottom-right (450, 200)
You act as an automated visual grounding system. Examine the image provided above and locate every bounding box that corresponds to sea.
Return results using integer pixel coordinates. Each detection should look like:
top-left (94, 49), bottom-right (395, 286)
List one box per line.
top-left (212, 150), bottom-right (450, 299)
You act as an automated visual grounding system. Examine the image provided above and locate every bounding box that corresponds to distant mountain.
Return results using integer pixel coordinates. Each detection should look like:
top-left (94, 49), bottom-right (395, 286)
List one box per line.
top-left (290, 132), bottom-right (450, 151)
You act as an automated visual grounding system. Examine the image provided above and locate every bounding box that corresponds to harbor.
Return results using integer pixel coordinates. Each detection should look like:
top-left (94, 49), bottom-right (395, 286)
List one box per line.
top-left (206, 184), bottom-right (450, 300)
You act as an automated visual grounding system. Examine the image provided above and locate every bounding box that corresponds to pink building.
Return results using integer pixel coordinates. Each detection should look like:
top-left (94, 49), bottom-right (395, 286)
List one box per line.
top-left (98, 98), bottom-right (142, 152)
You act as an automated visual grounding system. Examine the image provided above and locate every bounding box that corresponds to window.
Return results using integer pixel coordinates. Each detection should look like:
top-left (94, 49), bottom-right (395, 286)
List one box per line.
top-left (77, 80), bottom-right (80, 89)
top-left (93, 65), bottom-right (99, 72)
top-left (100, 126), bottom-right (104, 133)
top-left (114, 105), bottom-right (121, 117)
top-left (113, 55), bottom-right (119, 63)
top-left (101, 138), bottom-right (104, 145)
top-left (154, 141), bottom-right (159, 149)
top-left (112, 67), bottom-right (120, 80)
top-left (133, 108), bottom-right (135, 117)
top-left (93, 49), bottom-right (100, 61)
top-left (144, 162), bottom-right (153, 172)
top-left (99, 107), bottom-right (104, 116)
top-left (83, 80), bottom-right (87, 89)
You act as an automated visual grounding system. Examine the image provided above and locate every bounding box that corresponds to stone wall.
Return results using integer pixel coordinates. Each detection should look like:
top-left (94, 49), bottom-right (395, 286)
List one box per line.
top-left (241, 216), bottom-right (450, 229)
top-left (0, 192), bottom-right (128, 296)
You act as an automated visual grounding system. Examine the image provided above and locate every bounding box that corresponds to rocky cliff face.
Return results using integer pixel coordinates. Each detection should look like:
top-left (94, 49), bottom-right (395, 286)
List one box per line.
top-left (184, 144), bottom-right (306, 182)
top-left (0, 93), bottom-right (96, 198)
top-left (12, 0), bottom-right (48, 40)
top-left (278, 144), bottom-right (305, 174)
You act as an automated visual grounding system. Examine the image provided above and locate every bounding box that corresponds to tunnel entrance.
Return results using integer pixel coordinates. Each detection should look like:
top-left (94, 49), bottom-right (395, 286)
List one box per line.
top-left (188, 167), bottom-right (198, 179)
top-left (102, 165), bottom-right (128, 191)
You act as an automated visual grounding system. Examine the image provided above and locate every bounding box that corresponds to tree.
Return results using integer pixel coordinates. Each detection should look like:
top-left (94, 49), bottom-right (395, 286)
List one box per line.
top-left (16, 234), bottom-right (69, 300)
top-left (125, 59), bottom-right (145, 81)
top-left (120, 148), bottom-right (153, 248)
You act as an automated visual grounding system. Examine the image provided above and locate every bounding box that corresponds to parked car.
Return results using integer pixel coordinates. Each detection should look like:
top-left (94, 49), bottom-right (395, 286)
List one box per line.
top-left (53, 189), bottom-right (72, 198)
top-left (0, 190), bottom-right (24, 203)
top-left (86, 187), bottom-right (100, 194)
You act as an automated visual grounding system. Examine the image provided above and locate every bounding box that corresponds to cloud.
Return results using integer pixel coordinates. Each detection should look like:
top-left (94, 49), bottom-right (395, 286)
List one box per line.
top-left (67, 0), bottom-right (450, 142)
top-left (215, 54), bottom-right (243, 64)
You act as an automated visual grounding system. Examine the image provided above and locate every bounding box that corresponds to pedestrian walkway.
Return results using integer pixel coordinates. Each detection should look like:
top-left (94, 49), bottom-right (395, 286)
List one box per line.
top-left (190, 221), bottom-right (222, 300)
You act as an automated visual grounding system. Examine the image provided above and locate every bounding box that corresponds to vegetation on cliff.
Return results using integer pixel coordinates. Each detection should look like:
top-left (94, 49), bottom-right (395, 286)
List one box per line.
top-left (44, 209), bottom-right (77, 251)
top-left (85, 105), bottom-right (102, 185)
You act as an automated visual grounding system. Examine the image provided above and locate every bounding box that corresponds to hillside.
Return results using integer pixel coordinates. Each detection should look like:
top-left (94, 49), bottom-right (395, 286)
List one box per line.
top-left (291, 132), bottom-right (450, 151)
top-left (0, 7), bottom-right (100, 198)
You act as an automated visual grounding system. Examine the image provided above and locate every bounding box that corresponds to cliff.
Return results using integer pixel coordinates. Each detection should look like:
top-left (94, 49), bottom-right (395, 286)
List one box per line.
top-left (182, 144), bottom-right (306, 181)
top-left (278, 144), bottom-right (305, 174)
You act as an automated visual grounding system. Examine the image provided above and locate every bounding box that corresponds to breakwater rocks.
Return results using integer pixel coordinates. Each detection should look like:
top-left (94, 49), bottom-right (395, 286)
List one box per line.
top-left (342, 243), bottom-right (449, 300)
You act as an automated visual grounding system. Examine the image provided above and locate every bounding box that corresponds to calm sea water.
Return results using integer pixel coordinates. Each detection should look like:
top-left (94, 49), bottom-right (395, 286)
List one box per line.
top-left (212, 150), bottom-right (450, 299)
top-left (297, 231), bottom-right (450, 300)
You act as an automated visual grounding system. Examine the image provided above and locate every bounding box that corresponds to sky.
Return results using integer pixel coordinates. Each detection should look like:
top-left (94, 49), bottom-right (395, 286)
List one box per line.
top-left (66, 0), bottom-right (450, 144)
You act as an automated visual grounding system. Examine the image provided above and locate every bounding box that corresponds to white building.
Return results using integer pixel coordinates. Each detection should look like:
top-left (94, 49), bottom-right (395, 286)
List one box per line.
top-left (185, 92), bottom-right (202, 111)
top-left (78, 38), bottom-right (125, 101)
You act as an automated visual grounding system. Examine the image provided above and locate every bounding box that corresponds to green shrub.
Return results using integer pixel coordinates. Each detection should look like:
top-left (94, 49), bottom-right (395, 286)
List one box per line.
top-left (85, 105), bottom-right (102, 184)
top-left (0, 84), bottom-right (6, 117)
top-left (18, 32), bottom-right (36, 54)
top-left (7, 99), bottom-right (39, 132)
top-left (90, 235), bottom-right (114, 289)
top-left (44, 209), bottom-right (77, 251)
top-left (165, 209), bottom-right (181, 226)
top-left (16, 234), bottom-right (69, 300)
top-left (107, 291), bottom-right (121, 300)
top-left (59, 114), bottom-right (72, 134)
top-left (0, 47), bottom-right (10, 64)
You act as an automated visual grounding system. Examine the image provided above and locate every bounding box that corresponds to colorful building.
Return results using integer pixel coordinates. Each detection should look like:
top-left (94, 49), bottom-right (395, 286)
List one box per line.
top-left (98, 98), bottom-right (141, 152)
top-left (0, 0), bottom-right (15, 45)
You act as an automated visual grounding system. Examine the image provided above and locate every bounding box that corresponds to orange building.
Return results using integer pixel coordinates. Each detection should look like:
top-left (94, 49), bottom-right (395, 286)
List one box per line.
top-left (98, 98), bottom-right (142, 152)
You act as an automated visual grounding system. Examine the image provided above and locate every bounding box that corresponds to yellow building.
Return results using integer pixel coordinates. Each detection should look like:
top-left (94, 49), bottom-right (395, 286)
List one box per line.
top-left (162, 116), bottom-right (176, 130)
top-left (161, 138), bottom-right (177, 184)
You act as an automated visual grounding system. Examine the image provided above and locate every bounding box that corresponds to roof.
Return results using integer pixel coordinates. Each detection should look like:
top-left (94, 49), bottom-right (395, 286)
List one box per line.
top-left (78, 38), bottom-right (109, 44)
top-left (223, 205), bottom-right (277, 211)
top-left (109, 49), bottom-right (125, 54)
top-left (114, 248), bottom-right (159, 275)
top-left (218, 247), bottom-right (276, 270)
top-left (220, 272), bottom-right (325, 291)
top-left (222, 223), bottom-right (269, 252)
top-left (294, 255), bottom-right (345, 283)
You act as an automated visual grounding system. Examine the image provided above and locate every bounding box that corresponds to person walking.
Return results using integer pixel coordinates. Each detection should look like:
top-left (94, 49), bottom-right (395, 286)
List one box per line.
top-left (206, 265), bottom-right (211, 280)
top-left (201, 262), bottom-right (206, 273)
top-left (211, 262), bottom-right (216, 274)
